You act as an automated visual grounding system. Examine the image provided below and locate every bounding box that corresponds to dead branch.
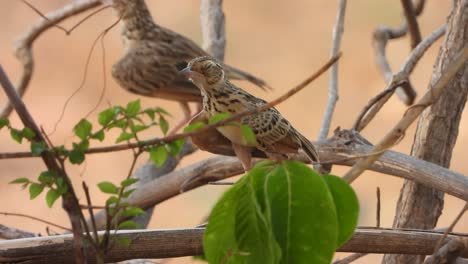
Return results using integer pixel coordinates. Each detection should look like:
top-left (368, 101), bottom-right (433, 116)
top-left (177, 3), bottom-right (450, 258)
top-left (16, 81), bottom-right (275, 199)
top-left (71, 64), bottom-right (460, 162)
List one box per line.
top-left (343, 46), bottom-right (468, 184)
top-left (333, 253), bottom-right (367, 264)
top-left (353, 25), bottom-right (446, 132)
top-left (0, 0), bottom-right (101, 118)
top-left (0, 225), bottom-right (37, 240)
top-left (1, 227), bottom-right (467, 263)
top-left (200, 0), bottom-right (226, 61)
top-left (424, 239), bottom-right (466, 264)
top-left (318, 0), bottom-right (347, 140)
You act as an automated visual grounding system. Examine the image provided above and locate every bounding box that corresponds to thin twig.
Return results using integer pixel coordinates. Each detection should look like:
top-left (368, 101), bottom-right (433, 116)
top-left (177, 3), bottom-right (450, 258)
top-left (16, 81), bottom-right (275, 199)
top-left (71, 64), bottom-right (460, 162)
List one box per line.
top-left (333, 253), bottom-right (367, 264)
top-left (353, 25), bottom-right (447, 131)
top-left (82, 182), bottom-right (99, 247)
top-left (432, 203), bottom-right (468, 254)
top-left (376, 187), bottom-right (381, 228)
top-left (0, 212), bottom-right (70, 232)
top-left (1, 0), bottom-right (101, 118)
top-left (318, 0), bottom-right (347, 141)
top-left (343, 46), bottom-right (468, 183)
top-left (401, 0), bottom-right (422, 48)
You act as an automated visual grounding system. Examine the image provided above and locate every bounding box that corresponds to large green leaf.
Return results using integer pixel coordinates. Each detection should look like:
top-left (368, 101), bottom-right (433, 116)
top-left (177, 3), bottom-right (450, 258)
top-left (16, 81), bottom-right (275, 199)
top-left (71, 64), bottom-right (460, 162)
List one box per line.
top-left (262, 161), bottom-right (338, 264)
top-left (323, 175), bottom-right (359, 247)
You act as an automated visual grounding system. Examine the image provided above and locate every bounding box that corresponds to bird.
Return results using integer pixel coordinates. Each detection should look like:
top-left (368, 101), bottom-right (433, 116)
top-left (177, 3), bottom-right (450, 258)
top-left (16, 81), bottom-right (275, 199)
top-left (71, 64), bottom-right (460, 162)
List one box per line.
top-left (104, 0), bottom-right (270, 132)
top-left (180, 56), bottom-right (319, 171)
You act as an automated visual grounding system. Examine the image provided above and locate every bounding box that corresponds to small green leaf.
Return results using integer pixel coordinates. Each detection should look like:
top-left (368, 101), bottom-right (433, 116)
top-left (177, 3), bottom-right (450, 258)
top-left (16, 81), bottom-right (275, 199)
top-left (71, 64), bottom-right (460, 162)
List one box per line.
top-left (108, 119), bottom-right (128, 129)
top-left (115, 237), bottom-right (132, 247)
top-left (98, 181), bottom-right (119, 194)
top-left (144, 109), bottom-right (155, 120)
top-left (118, 220), bottom-right (140, 229)
top-left (53, 145), bottom-right (67, 156)
top-left (154, 107), bottom-right (170, 116)
top-left (10, 128), bottom-right (23, 143)
top-left (69, 148), bottom-right (85, 164)
top-left (149, 145), bottom-right (167, 167)
top-left (183, 122), bottom-right (205, 133)
top-left (106, 196), bottom-right (119, 206)
top-left (130, 124), bottom-right (147, 133)
top-left (125, 99), bottom-right (141, 116)
top-left (166, 139), bottom-right (185, 156)
top-left (38, 171), bottom-right (57, 185)
top-left (240, 125), bottom-right (257, 145)
top-left (0, 117), bottom-right (9, 129)
top-left (21, 127), bottom-right (35, 140)
top-left (122, 189), bottom-right (136, 198)
top-left (91, 130), bottom-right (105, 142)
top-left (98, 108), bottom-right (117, 126)
top-left (29, 183), bottom-right (44, 199)
top-left (121, 178), bottom-right (139, 187)
top-left (31, 141), bottom-right (47, 156)
top-left (159, 116), bottom-right (169, 135)
top-left (74, 119), bottom-right (92, 140)
top-left (208, 112), bottom-right (230, 125)
top-left (9, 177), bottom-right (29, 184)
top-left (116, 132), bottom-right (134, 143)
top-left (46, 189), bottom-right (61, 207)
top-left (122, 207), bottom-right (145, 218)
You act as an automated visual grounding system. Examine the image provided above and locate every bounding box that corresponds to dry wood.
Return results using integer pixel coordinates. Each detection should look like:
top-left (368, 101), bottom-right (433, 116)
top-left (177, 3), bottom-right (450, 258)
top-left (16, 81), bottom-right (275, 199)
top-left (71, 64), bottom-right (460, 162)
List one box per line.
top-left (1, 228), bottom-right (467, 263)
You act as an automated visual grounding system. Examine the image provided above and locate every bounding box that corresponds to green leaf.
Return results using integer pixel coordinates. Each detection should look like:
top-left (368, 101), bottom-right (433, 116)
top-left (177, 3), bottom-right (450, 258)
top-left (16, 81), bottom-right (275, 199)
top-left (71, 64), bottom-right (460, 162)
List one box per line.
top-left (98, 108), bottom-right (117, 126)
top-left (98, 181), bottom-right (119, 194)
top-left (204, 165), bottom-right (281, 264)
top-left (69, 148), bottom-right (85, 164)
top-left (74, 119), bottom-right (92, 140)
top-left (166, 139), bottom-right (185, 156)
top-left (9, 177), bottom-right (29, 184)
top-left (125, 99), bottom-right (141, 116)
top-left (323, 175), bottom-right (359, 247)
top-left (29, 183), bottom-right (44, 199)
top-left (106, 196), bottom-right (119, 206)
top-left (121, 178), bottom-right (139, 187)
top-left (21, 127), bottom-right (35, 140)
top-left (0, 117), bottom-right (9, 129)
top-left (38, 171), bottom-right (57, 185)
top-left (154, 107), bottom-right (170, 116)
top-left (46, 189), bottom-right (61, 207)
top-left (109, 119), bottom-right (128, 129)
top-left (144, 109), bottom-right (155, 120)
top-left (122, 188), bottom-right (136, 198)
top-left (31, 141), bottom-right (47, 156)
top-left (208, 112), bottom-right (230, 125)
top-left (262, 161), bottom-right (338, 264)
top-left (240, 125), bottom-right (257, 145)
top-left (122, 207), bottom-right (145, 218)
top-left (91, 130), bottom-right (105, 142)
top-left (130, 124), bottom-right (147, 134)
top-left (116, 132), bottom-right (134, 143)
top-left (10, 128), bottom-right (23, 143)
top-left (115, 237), bottom-right (132, 247)
top-left (159, 116), bottom-right (169, 135)
top-left (118, 220), bottom-right (140, 229)
top-left (149, 145), bottom-right (167, 167)
top-left (183, 122), bottom-right (205, 133)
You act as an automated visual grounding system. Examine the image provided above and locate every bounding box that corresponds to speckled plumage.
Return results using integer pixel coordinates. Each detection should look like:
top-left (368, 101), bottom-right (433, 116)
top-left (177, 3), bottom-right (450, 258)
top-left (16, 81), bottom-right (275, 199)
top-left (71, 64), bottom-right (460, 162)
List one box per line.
top-left (182, 57), bottom-right (319, 170)
top-left (109, 0), bottom-right (270, 104)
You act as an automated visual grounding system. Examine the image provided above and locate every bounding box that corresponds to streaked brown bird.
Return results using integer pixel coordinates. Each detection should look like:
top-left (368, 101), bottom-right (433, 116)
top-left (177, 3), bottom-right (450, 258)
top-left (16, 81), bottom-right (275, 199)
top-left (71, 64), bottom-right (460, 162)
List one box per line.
top-left (105, 0), bottom-right (270, 131)
top-left (180, 57), bottom-right (319, 171)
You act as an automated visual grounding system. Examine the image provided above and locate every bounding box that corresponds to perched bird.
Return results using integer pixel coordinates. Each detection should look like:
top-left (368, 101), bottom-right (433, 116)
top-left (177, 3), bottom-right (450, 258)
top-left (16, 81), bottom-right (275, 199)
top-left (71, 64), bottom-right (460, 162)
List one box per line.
top-left (105, 0), bottom-right (270, 131)
top-left (180, 57), bottom-right (319, 171)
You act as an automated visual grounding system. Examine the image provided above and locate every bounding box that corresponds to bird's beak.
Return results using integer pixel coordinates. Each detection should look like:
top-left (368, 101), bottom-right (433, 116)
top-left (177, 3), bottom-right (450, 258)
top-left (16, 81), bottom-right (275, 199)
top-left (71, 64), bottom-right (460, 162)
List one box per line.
top-left (179, 67), bottom-right (193, 78)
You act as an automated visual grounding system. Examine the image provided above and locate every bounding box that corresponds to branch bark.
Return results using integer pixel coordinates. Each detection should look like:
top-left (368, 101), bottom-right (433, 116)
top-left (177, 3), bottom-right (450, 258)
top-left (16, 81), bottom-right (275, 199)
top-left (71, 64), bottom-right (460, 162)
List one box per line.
top-left (200, 0), bottom-right (226, 61)
top-left (1, 228), bottom-right (467, 263)
top-left (384, 1), bottom-right (468, 262)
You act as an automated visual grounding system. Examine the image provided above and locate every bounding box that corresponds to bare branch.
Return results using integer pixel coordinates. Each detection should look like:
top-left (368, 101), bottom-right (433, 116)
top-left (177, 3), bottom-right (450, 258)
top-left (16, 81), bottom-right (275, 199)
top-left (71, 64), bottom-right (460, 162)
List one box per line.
top-left (424, 239), bottom-right (466, 264)
top-left (344, 46), bottom-right (467, 183)
top-left (1, 228), bottom-right (467, 263)
top-left (0, 0), bottom-right (101, 118)
top-left (401, 0), bottom-right (422, 48)
top-left (200, 0), bottom-right (225, 61)
top-left (353, 25), bottom-right (446, 131)
top-left (0, 225), bottom-right (37, 240)
top-left (318, 0), bottom-right (347, 140)
top-left (333, 253), bottom-right (367, 264)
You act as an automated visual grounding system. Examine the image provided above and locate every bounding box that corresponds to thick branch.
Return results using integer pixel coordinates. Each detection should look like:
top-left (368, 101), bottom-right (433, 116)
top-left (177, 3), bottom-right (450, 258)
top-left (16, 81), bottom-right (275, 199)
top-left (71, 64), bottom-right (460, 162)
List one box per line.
top-left (200, 0), bottom-right (225, 61)
top-left (0, 225), bottom-right (37, 240)
top-left (1, 228), bottom-right (467, 263)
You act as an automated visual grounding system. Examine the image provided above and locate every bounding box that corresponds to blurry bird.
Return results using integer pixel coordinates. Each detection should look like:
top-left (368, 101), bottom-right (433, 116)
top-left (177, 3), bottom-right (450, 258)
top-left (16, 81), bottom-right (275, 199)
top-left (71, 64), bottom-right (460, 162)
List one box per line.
top-left (105, 0), bottom-right (270, 132)
top-left (181, 57), bottom-right (319, 171)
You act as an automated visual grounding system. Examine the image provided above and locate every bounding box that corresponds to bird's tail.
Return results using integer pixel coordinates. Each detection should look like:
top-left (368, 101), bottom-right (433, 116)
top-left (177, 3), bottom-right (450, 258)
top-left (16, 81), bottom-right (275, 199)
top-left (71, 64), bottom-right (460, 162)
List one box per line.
top-left (296, 132), bottom-right (319, 163)
top-left (223, 64), bottom-right (273, 91)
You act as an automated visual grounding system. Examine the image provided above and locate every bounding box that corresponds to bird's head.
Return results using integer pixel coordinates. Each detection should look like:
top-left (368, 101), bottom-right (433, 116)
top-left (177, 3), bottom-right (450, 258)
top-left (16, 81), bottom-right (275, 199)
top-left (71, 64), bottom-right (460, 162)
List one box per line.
top-left (180, 57), bottom-right (225, 90)
top-left (100, 0), bottom-right (145, 17)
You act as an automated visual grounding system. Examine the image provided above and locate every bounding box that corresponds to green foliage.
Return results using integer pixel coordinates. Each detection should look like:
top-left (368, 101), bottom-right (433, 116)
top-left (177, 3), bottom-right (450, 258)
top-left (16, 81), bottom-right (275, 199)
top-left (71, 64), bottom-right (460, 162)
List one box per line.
top-left (208, 112), bottom-right (231, 125)
top-left (31, 141), bottom-right (47, 156)
top-left (125, 99), bottom-right (141, 117)
top-left (0, 117), bottom-right (9, 129)
top-left (204, 161), bottom-right (359, 264)
top-left (98, 181), bottom-right (119, 194)
top-left (184, 122), bottom-right (206, 133)
top-left (74, 119), bottom-right (93, 140)
top-left (149, 145), bottom-right (167, 167)
top-left (239, 125), bottom-right (257, 145)
top-left (29, 183), bottom-right (44, 199)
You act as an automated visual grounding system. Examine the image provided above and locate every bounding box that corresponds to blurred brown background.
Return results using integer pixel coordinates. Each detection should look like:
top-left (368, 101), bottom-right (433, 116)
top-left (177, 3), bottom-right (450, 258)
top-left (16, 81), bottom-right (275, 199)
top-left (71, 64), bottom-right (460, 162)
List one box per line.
top-left (0, 0), bottom-right (466, 263)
